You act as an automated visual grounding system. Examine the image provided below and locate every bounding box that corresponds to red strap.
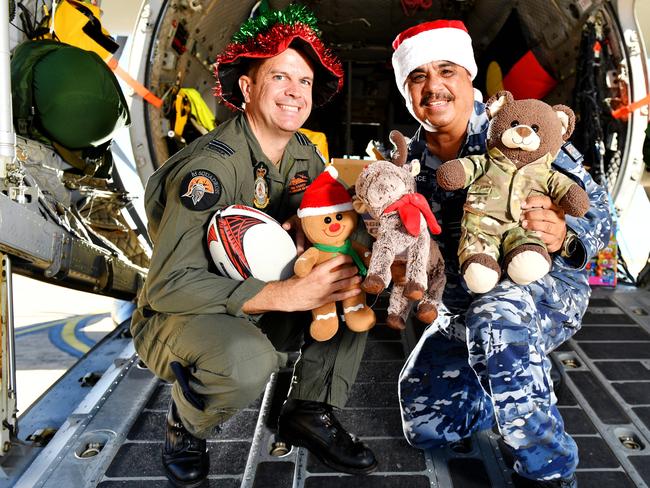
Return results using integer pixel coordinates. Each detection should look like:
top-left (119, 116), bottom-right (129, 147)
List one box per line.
top-left (611, 92), bottom-right (650, 119)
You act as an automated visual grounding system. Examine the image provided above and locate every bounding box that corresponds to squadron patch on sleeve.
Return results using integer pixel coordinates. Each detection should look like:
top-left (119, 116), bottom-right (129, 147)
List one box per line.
top-left (179, 169), bottom-right (222, 210)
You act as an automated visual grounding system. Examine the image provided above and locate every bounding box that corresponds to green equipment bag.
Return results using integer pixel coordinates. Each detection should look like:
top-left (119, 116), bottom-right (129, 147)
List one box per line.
top-left (10, 40), bottom-right (130, 177)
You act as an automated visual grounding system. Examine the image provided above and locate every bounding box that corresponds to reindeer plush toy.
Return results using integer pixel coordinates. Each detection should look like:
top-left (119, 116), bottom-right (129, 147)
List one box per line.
top-left (353, 130), bottom-right (446, 330)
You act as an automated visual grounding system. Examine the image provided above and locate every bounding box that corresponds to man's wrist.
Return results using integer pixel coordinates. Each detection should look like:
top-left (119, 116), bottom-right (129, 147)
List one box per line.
top-left (560, 230), bottom-right (578, 258)
top-left (241, 279), bottom-right (281, 315)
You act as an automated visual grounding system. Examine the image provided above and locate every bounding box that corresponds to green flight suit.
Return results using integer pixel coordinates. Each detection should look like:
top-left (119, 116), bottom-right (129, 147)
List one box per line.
top-left (131, 113), bottom-right (368, 438)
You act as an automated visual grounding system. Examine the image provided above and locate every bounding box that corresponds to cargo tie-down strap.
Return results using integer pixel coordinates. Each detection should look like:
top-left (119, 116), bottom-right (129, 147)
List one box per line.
top-left (611, 92), bottom-right (650, 119)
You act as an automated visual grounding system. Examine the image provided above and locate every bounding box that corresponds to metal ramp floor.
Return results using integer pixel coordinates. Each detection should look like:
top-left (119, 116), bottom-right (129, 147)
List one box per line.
top-left (12, 285), bottom-right (650, 487)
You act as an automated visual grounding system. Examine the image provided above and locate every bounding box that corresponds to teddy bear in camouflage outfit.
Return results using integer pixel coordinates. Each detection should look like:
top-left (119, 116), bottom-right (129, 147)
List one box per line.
top-left (436, 90), bottom-right (590, 294)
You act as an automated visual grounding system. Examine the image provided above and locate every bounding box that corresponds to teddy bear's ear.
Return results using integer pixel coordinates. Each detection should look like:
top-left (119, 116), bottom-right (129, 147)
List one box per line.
top-left (485, 90), bottom-right (514, 119)
top-left (552, 105), bottom-right (576, 140)
top-left (352, 196), bottom-right (368, 214)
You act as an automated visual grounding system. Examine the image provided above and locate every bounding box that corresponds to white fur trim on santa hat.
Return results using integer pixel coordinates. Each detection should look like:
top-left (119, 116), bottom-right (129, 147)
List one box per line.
top-left (324, 164), bottom-right (338, 178)
top-left (392, 26), bottom-right (477, 101)
top-left (297, 201), bottom-right (353, 218)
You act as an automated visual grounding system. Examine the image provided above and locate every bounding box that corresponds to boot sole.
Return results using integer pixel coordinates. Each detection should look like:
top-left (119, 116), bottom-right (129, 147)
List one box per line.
top-left (279, 426), bottom-right (378, 476)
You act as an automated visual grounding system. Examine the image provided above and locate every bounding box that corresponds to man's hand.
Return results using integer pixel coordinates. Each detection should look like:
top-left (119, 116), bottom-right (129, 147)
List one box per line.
top-left (521, 195), bottom-right (566, 253)
top-left (242, 255), bottom-right (361, 314)
top-left (282, 215), bottom-right (307, 254)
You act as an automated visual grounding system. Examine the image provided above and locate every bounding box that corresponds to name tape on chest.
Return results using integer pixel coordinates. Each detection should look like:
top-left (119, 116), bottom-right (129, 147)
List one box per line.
top-left (288, 170), bottom-right (310, 194)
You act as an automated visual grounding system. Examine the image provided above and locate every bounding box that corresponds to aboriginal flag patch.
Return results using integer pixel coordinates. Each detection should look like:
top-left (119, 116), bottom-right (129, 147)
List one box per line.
top-left (179, 169), bottom-right (222, 210)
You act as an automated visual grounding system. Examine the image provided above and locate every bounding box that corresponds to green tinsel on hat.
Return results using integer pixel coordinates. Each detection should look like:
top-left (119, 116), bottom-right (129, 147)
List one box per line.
top-left (231, 4), bottom-right (321, 44)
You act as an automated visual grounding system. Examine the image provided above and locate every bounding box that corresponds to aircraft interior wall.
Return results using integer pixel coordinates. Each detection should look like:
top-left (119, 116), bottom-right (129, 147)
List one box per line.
top-left (5, 0), bottom-right (650, 279)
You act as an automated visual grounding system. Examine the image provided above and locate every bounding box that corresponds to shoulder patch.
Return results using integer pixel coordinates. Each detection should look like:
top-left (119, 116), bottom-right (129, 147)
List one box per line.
top-left (295, 131), bottom-right (311, 146)
top-left (179, 169), bottom-right (222, 211)
top-left (561, 142), bottom-right (583, 162)
top-left (206, 139), bottom-right (235, 157)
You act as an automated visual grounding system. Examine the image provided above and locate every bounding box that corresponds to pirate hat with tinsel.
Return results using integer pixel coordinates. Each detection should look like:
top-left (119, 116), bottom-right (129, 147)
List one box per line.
top-left (214, 4), bottom-right (344, 111)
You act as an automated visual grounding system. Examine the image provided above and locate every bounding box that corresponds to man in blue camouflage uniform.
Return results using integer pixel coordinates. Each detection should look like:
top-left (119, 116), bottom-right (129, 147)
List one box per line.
top-left (391, 20), bottom-right (611, 487)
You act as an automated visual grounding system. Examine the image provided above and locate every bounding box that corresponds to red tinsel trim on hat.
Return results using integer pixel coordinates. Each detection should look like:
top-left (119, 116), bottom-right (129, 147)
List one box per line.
top-left (214, 22), bottom-right (343, 111)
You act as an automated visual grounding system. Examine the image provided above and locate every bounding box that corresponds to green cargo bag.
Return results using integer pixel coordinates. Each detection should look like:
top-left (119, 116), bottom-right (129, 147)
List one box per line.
top-left (10, 40), bottom-right (130, 176)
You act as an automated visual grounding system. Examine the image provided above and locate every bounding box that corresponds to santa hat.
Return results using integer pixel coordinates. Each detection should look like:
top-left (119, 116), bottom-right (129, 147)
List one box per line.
top-left (214, 4), bottom-right (344, 111)
top-left (391, 20), bottom-right (477, 100)
top-left (297, 166), bottom-right (353, 218)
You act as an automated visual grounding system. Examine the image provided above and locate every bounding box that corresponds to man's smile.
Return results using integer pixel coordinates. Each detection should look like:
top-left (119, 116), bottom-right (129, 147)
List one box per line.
top-left (421, 93), bottom-right (454, 107)
top-left (277, 104), bottom-right (301, 112)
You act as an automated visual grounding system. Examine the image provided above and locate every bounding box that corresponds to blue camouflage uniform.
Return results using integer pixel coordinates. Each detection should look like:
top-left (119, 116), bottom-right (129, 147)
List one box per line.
top-left (399, 100), bottom-right (612, 482)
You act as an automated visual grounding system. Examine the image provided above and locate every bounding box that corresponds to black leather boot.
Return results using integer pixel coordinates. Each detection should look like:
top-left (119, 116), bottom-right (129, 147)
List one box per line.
top-left (162, 401), bottom-right (209, 487)
top-left (277, 399), bottom-right (377, 475)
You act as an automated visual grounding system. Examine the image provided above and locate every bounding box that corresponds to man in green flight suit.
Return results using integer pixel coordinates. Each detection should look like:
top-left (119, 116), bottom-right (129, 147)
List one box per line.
top-left (130, 5), bottom-right (377, 487)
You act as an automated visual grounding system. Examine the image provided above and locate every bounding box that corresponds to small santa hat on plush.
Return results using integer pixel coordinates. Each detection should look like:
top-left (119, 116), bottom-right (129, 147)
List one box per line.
top-left (391, 20), bottom-right (477, 100)
top-left (297, 166), bottom-right (352, 218)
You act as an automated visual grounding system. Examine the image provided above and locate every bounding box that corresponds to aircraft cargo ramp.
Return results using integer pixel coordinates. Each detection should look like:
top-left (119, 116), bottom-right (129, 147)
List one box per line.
top-left (7, 286), bottom-right (650, 488)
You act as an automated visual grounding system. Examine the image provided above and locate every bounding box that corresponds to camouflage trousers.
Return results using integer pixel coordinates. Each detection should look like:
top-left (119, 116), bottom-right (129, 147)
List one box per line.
top-left (399, 273), bottom-right (590, 481)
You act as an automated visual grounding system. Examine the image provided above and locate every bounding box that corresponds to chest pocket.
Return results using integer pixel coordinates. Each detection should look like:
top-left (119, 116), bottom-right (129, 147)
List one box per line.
top-left (283, 168), bottom-right (310, 219)
top-left (464, 184), bottom-right (492, 215)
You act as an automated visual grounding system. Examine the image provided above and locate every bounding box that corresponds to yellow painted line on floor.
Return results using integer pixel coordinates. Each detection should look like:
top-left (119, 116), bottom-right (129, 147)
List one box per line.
top-left (16, 320), bottom-right (65, 336)
top-left (62, 319), bottom-right (90, 354)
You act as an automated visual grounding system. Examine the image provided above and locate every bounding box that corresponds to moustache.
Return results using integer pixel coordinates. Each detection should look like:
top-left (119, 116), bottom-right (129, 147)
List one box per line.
top-left (421, 93), bottom-right (454, 106)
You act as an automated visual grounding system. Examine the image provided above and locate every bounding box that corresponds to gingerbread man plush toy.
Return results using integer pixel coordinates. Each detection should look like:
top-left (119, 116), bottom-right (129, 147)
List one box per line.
top-left (295, 166), bottom-right (376, 341)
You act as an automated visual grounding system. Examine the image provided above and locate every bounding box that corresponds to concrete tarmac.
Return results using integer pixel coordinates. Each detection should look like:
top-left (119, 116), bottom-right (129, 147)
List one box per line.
top-left (12, 274), bottom-right (115, 415)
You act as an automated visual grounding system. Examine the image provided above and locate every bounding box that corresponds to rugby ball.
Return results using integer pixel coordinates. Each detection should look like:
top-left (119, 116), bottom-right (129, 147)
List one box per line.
top-left (207, 205), bottom-right (297, 281)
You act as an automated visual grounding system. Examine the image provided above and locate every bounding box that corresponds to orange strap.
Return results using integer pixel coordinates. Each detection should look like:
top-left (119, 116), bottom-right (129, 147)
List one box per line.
top-left (611, 92), bottom-right (650, 119)
top-left (106, 57), bottom-right (163, 108)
